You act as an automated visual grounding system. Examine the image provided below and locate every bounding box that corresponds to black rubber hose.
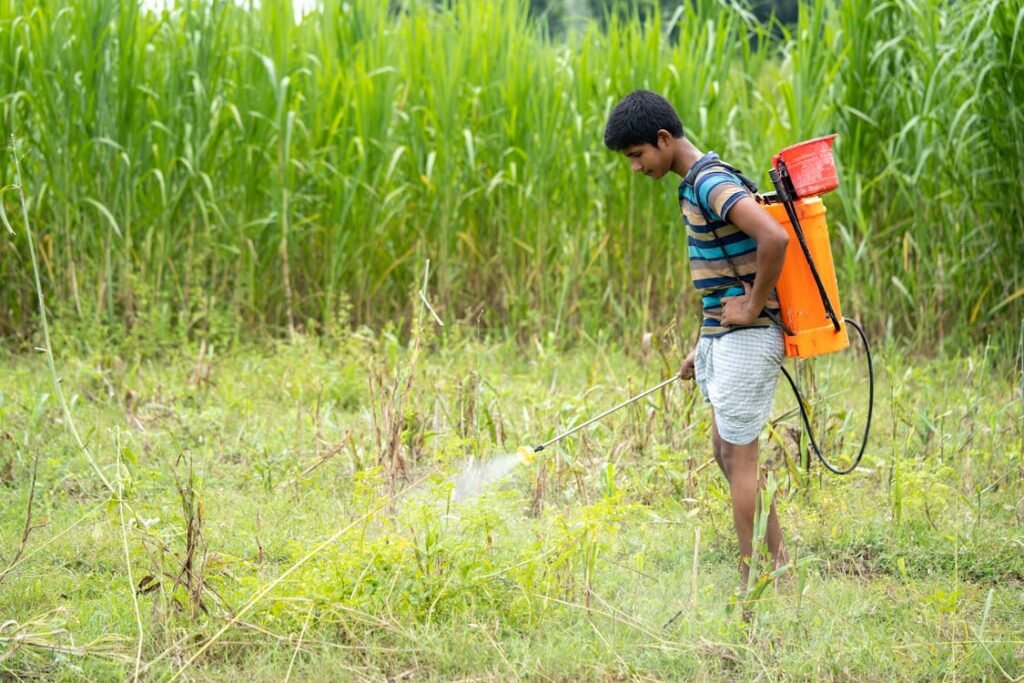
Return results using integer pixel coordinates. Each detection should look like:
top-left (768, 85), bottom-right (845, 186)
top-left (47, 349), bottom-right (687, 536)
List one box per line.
top-left (778, 317), bottom-right (874, 475)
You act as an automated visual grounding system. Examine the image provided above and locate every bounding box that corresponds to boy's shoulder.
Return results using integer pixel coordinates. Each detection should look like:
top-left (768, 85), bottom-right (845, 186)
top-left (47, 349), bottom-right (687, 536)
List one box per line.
top-left (681, 153), bottom-right (753, 199)
top-left (681, 152), bottom-right (720, 186)
top-left (681, 153), bottom-right (757, 222)
top-left (688, 153), bottom-right (749, 187)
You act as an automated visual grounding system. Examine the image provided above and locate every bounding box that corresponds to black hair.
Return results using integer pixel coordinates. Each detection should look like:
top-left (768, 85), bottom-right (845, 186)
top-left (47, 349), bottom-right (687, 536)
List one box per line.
top-left (603, 90), bottom-right (684, 151)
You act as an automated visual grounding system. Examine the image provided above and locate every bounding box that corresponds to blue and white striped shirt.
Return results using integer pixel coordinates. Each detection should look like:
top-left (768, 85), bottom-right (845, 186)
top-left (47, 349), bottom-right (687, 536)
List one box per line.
top-left (678, 153), bottom-right (779, 337)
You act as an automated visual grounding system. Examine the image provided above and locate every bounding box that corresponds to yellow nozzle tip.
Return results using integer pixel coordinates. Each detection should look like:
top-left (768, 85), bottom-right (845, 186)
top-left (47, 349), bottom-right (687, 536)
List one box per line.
top-left (518, 446), bottom-right (536, 464)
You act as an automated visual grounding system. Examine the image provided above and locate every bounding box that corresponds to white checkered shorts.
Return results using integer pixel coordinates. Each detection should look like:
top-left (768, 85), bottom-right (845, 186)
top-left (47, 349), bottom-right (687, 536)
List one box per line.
top-left (695, 326), bottom-right (785, 445)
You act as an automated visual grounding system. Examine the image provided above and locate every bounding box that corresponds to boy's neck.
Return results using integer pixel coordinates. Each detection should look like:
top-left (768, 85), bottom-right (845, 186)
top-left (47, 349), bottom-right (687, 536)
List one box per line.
top-left (671, 137), bottom-right (705, 178)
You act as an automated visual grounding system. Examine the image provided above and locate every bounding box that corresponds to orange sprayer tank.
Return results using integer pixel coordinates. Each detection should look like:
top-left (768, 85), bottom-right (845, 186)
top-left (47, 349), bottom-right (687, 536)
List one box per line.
top-left (764, 197), bottom-right (849, 359)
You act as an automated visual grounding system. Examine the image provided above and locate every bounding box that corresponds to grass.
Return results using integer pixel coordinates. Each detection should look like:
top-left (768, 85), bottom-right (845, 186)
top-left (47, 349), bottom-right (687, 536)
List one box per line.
top-left (0, 327), bottom-right (1021, 680)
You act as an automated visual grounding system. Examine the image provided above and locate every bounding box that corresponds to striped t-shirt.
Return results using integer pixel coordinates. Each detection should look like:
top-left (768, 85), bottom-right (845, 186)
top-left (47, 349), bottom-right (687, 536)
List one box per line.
top-left (678, 153), bottom-right (779, 338)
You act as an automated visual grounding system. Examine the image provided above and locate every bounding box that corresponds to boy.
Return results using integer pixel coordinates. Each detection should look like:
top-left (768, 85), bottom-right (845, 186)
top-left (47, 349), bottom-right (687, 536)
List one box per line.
top-left (603, 90), bottom-right (790, 589)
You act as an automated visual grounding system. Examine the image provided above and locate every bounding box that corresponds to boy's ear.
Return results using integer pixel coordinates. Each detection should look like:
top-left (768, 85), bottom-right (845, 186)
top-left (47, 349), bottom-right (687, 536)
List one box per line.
top-left (656, 129), bottom-right (674, 148)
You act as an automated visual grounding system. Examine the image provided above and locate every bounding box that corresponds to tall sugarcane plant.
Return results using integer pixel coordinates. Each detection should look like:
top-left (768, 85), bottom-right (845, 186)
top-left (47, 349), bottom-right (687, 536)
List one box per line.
top-left (1, 0), bottom-right (1020, 350)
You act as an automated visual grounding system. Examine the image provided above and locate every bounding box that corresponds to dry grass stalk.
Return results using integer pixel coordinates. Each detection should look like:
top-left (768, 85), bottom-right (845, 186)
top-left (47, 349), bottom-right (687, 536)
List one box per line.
top-left (0, 450), bottom-right (40, 587)
top-left (169, 453), bottom-right (208, 619)
top-left (116, 441), bottom-right (145, 681)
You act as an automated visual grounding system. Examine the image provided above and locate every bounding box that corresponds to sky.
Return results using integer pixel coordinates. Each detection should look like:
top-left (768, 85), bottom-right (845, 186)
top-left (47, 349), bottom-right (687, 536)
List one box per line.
top-left (141, 0), bottom-right (320, 22)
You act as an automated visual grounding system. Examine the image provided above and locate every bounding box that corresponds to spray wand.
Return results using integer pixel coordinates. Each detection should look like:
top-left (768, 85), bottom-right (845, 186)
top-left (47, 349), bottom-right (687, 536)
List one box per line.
top-left (516, 376), bottom-right (679, 463)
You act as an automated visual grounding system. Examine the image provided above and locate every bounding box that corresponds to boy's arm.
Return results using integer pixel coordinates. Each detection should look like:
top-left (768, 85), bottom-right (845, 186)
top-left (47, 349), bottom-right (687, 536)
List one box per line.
top-left (720, 196), bottom-right (789, 327)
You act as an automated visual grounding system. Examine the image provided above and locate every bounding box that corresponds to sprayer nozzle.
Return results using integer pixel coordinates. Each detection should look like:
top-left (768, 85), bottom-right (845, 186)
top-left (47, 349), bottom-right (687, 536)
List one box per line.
top-left (517, 445), bottom-right (536, 464)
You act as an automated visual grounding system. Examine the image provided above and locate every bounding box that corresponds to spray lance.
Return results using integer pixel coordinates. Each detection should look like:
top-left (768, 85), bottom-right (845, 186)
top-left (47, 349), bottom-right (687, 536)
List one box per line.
top-left (516, 376), bottom-right (679, 464)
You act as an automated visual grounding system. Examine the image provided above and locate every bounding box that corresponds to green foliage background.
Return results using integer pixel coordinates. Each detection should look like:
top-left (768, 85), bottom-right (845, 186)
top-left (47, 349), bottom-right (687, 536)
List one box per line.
top-left (1, 0), bottom-right (1021, 350)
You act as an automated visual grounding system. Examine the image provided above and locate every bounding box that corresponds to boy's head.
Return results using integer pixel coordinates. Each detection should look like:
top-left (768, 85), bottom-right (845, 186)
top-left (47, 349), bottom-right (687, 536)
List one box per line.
top-left (603, 90), bottom-right (684, 180)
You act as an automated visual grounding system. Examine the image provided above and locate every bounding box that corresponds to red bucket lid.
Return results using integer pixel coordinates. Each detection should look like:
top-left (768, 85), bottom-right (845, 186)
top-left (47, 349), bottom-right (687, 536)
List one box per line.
top-left (772, 134), bottom-right (839, 198)
top-left (776, 134), bottom-right (837, 158)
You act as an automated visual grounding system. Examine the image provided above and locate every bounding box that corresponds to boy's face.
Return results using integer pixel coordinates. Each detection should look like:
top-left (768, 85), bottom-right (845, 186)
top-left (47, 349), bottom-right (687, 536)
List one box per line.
top-left (620, 129), bottom-right (674, 180)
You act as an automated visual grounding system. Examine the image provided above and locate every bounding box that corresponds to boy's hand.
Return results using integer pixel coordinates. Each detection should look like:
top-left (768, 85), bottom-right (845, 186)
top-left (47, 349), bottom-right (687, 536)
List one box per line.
top-left (678, 347), bottom-right (697, 380)
top-left (721, 282), bottom-right (759, 327)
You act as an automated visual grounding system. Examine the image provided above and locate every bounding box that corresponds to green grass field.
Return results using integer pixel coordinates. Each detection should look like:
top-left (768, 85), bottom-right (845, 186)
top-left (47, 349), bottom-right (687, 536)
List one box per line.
top-left (1, 328), bottom-right (1021, 680)
top-left (2, 0), bottom-right (1023, 679)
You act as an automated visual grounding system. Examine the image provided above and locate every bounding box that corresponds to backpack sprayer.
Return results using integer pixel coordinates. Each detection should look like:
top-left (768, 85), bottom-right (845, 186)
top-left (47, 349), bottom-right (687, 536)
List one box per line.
top-left (762, 135), bottom-right (874, 474)
top-left (518, 135), bottom-right (874, 475)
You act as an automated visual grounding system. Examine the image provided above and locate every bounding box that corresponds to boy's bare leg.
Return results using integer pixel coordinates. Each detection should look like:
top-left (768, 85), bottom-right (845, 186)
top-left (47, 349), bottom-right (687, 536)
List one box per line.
top-left (711, 413), bottom-right (789, 587)
top-left (710, 414), bottom-right (725, 474)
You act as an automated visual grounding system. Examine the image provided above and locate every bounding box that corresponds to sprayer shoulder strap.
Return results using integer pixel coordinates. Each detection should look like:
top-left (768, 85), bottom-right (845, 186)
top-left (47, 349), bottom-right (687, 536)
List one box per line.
top-left (687, 155), bottom-right (760, 197)
top-left (686, 156), bottom-right (794, 336)
top-left (685, 156), bottom-right (759, 285)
